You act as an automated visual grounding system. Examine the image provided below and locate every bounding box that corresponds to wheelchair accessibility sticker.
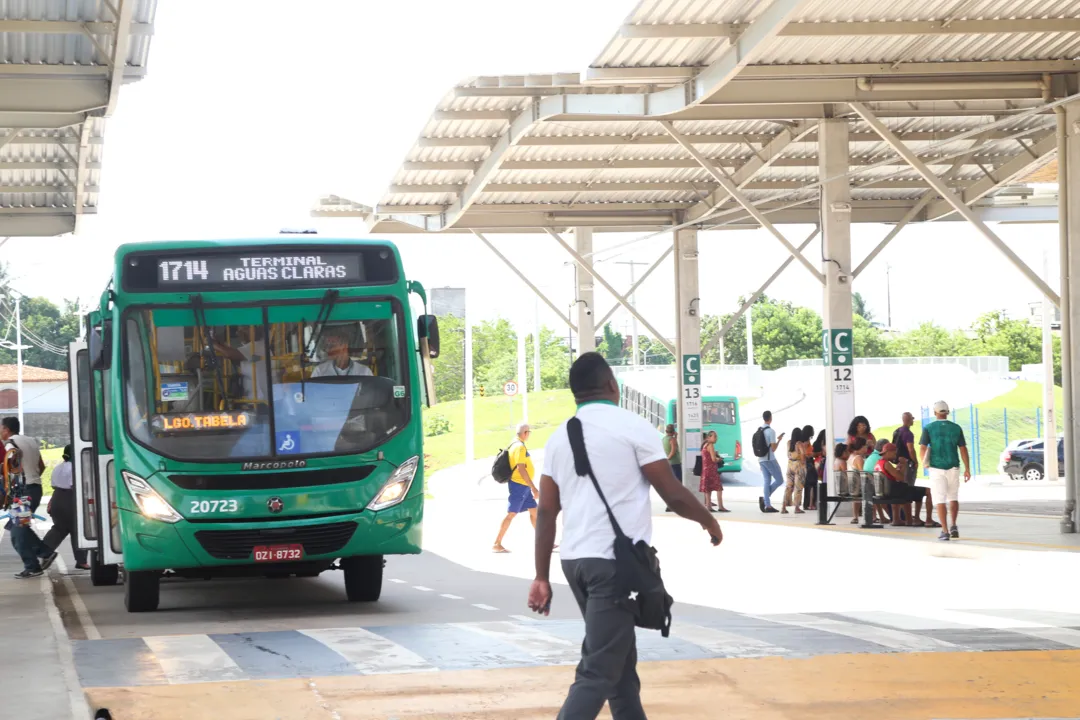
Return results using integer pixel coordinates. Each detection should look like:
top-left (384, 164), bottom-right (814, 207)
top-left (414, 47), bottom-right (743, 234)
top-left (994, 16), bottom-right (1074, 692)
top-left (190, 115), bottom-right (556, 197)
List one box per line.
top-left (276, 431), bottom-right (302, 455)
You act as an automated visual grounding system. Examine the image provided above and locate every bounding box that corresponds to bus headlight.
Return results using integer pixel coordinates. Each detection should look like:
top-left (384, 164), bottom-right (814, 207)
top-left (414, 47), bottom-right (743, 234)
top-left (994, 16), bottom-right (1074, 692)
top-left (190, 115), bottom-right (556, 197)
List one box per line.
top-left (122, 471), bottom-right (182, 524)
top-left (368, 456), bottom-right (419, 511)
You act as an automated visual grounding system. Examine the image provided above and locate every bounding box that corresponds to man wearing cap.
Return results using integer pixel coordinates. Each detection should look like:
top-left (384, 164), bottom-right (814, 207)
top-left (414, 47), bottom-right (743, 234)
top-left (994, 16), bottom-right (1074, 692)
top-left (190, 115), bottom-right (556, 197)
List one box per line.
top-left (919, 401), bottom-right (971, 541)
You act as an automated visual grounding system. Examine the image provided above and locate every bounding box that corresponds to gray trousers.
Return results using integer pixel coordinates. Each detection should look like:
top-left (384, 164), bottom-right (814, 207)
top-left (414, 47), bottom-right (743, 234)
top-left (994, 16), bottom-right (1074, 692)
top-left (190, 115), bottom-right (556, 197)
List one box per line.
top-left (558, 557), bottom-right (646, 720)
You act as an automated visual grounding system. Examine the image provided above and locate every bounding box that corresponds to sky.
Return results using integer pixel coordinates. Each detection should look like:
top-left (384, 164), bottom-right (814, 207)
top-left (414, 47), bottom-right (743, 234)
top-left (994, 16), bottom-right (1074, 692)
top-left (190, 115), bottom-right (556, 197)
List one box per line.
top-left (1, 0), bottom-right (1063, 342)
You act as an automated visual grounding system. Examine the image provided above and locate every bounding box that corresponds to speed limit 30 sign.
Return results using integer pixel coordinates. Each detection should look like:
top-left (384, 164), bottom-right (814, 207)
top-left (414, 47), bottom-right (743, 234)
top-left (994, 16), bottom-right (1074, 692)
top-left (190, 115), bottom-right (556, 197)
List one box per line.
top-left (503, 381), bottom-right (519, 397)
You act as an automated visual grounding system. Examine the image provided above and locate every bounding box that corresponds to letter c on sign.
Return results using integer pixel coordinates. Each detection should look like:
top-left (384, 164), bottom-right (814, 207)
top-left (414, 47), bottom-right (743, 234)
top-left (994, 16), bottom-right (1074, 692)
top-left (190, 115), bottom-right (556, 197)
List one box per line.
top-left (685, 356), bottom-right (700, 374)
top-left (834, 331), bottom-right (851, 354)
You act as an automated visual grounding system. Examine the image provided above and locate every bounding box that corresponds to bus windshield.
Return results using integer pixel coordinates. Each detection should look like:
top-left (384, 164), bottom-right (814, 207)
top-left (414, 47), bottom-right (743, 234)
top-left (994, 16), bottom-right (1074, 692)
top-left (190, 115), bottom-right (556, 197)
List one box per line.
top-left (703, 401), bottom-right (736, 425)
top-left (123, 300), bottom-right (409, 462)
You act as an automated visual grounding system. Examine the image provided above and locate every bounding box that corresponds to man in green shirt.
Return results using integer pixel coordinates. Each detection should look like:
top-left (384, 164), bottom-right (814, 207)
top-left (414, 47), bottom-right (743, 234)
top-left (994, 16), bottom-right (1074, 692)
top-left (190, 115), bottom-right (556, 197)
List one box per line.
top-left (661, 424), bottom-right (680, 513)
top-left (919, 401), bottom-right (972, 541)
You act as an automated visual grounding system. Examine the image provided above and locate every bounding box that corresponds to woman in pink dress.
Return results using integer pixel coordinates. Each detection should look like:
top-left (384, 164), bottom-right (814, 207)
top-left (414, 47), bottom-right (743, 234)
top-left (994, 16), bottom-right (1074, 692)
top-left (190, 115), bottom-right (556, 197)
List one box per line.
top-left (700, 431), bottom-right (728, 512)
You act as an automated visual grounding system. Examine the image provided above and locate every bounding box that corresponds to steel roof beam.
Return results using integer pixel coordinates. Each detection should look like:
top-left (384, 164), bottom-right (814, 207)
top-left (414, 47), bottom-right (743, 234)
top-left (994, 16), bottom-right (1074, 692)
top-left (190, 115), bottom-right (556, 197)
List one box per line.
top-left (0, 184), bottom-right (98, 193)
top-left (702, 77), bottom-right (1044, 106)
top-left (415, 128), bottom-right (1047, 149)
top-left (389, 179), bottom-right (960, 194)
top-left (660, 119), bottom-right (824, 284)
top-left (545, 228), bottom-right (675, 355)
top-left (619, 18), bottom-right (1080, 39)
top-left (105, 0), bottom-right (135, 115)
top-left (926, 131), bottom-right (1057, 219)
top-left (0, 78), bottom-right (107, 113)
top-left (851, 101), bottom-right (1058, 305)
top-left (701, 227), bottom-right (820, 355)
top-left (0, 65), bottom-right (146, 79)
top-left (0, 162), bottom-right (100, 171)
top-left (472, 230), bottom-right (577, 333)
top-left (0, 20), bottom-right (152, 35)
top-left (0, 135), bottom-right (103, 145)
top-left (407, 155), bottom-right (1021, 172)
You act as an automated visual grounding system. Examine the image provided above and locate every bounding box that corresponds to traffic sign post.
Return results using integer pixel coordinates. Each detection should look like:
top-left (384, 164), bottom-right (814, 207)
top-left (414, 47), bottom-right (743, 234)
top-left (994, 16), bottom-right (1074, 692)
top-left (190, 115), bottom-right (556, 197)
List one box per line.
top-left (504, 381), bottom-right (518, 432)
top-left (681, 353), bottom-right (702, 477)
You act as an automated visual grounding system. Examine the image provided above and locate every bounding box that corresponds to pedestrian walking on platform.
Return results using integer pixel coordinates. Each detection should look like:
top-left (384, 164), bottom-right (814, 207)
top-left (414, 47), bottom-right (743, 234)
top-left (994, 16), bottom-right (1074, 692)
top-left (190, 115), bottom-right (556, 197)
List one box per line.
top-left (528, 353), bottom-right (721, 720)
top-left (1, 417), bottom-right (55, 578)
top-left (755, 411), bottom-right (785, 513)
top-left (919, 401), bottom-right (971, 541)
top-left (493, 423), bottom-right (538, 553)
top-left (782, 428), bottom-right (807, 514)
top-left (41, 445), bottom-right (89, 569)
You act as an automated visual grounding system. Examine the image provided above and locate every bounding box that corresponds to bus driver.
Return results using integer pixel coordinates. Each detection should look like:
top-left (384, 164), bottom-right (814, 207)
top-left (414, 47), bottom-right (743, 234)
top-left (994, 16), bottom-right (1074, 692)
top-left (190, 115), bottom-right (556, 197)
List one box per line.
top-left (312, 328), bottom-right (372, 378)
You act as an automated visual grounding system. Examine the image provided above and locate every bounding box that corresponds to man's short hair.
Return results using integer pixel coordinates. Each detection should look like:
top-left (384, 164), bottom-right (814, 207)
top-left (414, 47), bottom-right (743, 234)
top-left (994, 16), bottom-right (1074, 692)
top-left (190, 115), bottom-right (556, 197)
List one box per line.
top-left (2, 417), bottom-right (19, 435)
top-left (762, 410), bottom-right (772, 422)
top-left (666, 424), bottom-right (675, 434)
top-left (569, 352), bottom-right (613, 397)
top-left (516, 422), bottom-right (531, 436)
top-left (875, 438), bottom-right (889, 453)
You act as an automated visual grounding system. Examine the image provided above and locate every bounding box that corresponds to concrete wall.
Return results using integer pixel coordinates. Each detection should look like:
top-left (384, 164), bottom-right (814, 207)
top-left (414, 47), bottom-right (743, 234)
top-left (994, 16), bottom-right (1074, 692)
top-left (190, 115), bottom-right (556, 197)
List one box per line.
top-left (20, 413), bottom-right (70, 448)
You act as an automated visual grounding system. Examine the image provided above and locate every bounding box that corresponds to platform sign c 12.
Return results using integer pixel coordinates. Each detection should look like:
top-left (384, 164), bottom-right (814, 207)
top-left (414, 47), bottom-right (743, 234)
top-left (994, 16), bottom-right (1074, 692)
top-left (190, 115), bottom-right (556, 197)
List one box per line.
top-left (822, 328), bottom-right (853, 367)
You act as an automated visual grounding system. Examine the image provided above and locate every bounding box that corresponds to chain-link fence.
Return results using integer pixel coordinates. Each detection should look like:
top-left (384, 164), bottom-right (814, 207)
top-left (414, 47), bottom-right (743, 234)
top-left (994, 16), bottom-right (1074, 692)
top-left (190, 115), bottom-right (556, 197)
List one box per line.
top-left (920, 405), bottom-right (1048, 476)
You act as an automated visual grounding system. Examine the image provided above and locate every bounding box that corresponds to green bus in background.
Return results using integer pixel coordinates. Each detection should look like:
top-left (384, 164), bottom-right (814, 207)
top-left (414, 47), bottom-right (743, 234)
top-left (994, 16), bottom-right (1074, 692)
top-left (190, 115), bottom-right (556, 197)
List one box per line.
top-left (617, 376), bottom-right (743, 473)
top-left (69, 239), bottom-right (439, 612)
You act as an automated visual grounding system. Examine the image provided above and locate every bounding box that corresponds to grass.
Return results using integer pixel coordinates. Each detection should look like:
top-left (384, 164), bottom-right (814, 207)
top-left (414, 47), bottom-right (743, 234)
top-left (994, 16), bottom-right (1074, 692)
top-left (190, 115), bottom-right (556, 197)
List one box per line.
top-left (39, 447), bottom-right (62, 496)
top-left (872, 380), bottom-right (1063, 474)
top-left (422, 389), bottom-right (577, 474)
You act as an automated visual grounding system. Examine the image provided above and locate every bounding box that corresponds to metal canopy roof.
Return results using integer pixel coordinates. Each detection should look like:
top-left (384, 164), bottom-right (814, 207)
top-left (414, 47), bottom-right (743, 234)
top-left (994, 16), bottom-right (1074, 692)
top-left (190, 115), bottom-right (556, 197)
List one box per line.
top-left (331, 0), bottom-right (1078, 234)
top-left (0, 0), bottom-right (156, 237)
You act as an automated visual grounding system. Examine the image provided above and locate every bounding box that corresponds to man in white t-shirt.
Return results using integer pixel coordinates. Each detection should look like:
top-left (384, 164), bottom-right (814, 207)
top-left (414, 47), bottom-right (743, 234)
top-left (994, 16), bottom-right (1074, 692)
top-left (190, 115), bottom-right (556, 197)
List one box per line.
top-left (528, 353), bottom-right (722, 719)
top-left (41, 444), bottom-right (88, 569)
top-left (213, 327), bottom-right (268, 401)
top-left (2, 417), bottom-right (54, 578)
top-left (311, 329), bottom-right (373, 379)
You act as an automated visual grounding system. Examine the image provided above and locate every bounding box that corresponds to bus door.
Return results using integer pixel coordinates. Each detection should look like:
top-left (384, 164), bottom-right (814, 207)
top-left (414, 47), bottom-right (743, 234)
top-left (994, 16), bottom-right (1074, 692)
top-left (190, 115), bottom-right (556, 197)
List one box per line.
top-left (69, 341), bottom-right (99, 553)
top-left (92, 356), bottom-right (122, 566)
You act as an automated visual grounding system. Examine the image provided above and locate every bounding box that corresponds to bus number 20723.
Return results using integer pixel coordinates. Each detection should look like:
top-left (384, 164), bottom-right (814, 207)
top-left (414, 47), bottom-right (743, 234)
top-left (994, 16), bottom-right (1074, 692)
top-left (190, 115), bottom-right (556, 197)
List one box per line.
top-left (189, 499), bottom-right (240, 513)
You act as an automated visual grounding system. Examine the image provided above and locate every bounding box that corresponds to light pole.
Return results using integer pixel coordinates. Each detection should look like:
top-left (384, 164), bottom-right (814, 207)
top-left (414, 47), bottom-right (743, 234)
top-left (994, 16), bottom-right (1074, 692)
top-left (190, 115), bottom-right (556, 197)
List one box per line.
top-left (615, 260), bottom-right (647, 367)
top-left (886, 261), bottom-right (893, 328)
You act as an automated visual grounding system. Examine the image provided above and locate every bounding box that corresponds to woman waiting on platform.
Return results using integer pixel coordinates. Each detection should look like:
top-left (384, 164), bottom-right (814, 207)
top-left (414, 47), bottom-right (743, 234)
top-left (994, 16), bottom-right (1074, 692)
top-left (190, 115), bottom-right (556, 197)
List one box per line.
top-left (783, 427), bottom-right (807, 514)
top-left (699, 430), bottom-right (728, 512)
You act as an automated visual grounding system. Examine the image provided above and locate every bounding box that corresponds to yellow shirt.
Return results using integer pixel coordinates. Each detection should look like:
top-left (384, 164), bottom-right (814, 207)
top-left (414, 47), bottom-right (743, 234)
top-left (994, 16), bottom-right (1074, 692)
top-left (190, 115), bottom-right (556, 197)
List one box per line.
top-left (509, 441), bottom-right (534, 486)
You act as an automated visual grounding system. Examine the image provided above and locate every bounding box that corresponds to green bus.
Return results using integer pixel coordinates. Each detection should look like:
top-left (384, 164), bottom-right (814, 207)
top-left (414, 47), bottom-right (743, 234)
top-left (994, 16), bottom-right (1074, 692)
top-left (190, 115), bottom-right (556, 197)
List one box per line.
top-left (617, 376), bottom-right (743, 473)
top-left (69, 239), bottom-right (439, 612)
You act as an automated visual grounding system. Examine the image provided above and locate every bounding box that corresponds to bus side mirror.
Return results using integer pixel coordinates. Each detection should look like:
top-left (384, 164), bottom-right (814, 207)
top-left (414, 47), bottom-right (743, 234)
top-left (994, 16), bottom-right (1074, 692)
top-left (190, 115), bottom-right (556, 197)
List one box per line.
top-left (418, 315), bottom-right (440, 359)
top-left (88, 322), bottom-right (112, 370)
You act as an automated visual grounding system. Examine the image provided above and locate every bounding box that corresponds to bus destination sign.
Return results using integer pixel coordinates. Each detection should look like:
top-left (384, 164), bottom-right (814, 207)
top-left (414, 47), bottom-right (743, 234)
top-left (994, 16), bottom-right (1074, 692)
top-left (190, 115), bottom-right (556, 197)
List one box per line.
top-left (156, 253), bottom-right (363, 287)
top-left (152, 411), bottom-right (253, 434)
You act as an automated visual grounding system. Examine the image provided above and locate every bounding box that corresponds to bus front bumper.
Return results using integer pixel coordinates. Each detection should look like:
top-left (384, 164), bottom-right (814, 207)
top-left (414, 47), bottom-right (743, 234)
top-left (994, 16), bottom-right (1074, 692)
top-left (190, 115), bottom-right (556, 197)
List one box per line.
top-left (117, 501), bottom-right (423, 573)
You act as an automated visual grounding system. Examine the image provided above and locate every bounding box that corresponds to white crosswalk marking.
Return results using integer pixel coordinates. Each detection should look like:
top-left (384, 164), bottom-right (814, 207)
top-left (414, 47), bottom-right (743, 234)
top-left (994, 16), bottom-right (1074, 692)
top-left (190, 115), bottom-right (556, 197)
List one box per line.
top-left (472, 603), bottom-right (498, 611)
top-left (754, 613), bottom-right (957, 652)
top-left (460, 621), bottom-right (581, 665)
top-left (143, 634), bottom-right (247, 685)
top-left (413, 585), bottom-right (433, 592)
top-left (669, 623), bottom-right (790, 658)
top-left (299, 628), bottom-right (436, 675)
top-left (440, 593), bottom-right (463, 600)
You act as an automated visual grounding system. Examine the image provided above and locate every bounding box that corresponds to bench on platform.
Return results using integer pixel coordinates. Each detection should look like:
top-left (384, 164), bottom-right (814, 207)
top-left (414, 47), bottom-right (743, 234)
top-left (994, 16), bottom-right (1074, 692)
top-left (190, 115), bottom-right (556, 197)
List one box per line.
top-left (818, 470), bottom-right (897, 527)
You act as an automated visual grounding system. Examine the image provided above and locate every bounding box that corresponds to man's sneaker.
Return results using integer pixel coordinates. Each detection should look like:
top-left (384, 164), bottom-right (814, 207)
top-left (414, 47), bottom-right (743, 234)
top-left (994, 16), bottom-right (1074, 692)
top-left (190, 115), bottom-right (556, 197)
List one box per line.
top-left (758, 497), bottom-right (765, 513)
top-left (14, 569), bottom-right (43, 579)
top-left (938, 531), bottom-right (950, 542)
top-left (950, 526), bottom-right (959, 539)
top-left (38, 552), bottom-right (58, 571)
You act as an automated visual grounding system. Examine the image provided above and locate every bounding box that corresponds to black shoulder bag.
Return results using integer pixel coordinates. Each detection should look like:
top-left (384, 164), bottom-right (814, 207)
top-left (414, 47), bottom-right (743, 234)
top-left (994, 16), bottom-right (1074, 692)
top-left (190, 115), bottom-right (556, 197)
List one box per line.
top-left (566, 416), bottom-right (674, 637)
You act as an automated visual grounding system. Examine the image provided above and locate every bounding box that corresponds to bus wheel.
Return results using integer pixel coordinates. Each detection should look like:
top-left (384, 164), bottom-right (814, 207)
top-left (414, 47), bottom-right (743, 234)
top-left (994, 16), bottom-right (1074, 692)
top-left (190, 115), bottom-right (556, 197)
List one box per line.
top-left (342, 555), bottom-right (383, 602)
top-left (125, 571), bottom-right (160, 612)
top-left (89, 552), bottom-right (119, 587)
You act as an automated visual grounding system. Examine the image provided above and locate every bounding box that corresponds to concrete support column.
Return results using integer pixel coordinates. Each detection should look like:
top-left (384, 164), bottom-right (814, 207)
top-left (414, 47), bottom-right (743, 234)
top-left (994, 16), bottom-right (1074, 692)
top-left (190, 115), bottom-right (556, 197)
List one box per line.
top-left (673, 227), bottom-right (701, 491)
top-left (574, 227), bottom-right (595, 356)
top-left (1062, 100), bottom-right (1079, 532)
top-left (819, 119), bottom-right (855, 507)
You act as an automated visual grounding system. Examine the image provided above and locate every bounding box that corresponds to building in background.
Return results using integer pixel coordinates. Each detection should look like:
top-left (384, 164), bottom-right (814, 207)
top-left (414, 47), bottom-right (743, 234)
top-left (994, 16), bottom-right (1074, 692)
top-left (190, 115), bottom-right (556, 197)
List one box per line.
top-left (1026, 301), bottom-right (1062, 331)
top-left (0, 365), bottom-right (69, 446)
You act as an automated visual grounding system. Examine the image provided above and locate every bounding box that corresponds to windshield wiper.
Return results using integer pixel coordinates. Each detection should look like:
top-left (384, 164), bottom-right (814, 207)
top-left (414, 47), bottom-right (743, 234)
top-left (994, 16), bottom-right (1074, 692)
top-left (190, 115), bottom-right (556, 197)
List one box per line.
top-left (299, 289), bottom-right (340, 400)
top-left (190, 294), bottom-right (232, 411)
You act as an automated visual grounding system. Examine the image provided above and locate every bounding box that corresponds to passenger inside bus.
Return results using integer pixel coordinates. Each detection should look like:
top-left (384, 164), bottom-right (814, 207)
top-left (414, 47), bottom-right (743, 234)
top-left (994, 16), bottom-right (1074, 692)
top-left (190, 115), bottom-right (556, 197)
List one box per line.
top-left (212, 325), bottom-right (268, 402)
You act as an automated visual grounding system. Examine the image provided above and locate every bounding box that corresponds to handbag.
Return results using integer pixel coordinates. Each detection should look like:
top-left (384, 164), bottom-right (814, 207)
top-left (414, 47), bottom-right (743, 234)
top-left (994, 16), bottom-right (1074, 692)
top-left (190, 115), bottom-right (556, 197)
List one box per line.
top-left (565, 417), bottom-right (674, 637)
top-left (692, 454), bottom-right (703, 477)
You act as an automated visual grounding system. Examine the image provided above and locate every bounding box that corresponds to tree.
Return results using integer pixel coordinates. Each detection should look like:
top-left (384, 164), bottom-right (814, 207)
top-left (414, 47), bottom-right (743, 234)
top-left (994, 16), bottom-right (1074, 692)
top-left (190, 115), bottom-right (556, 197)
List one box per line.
top-left (886, 322), bottom-right (975, 358)
top-left (969, 310), bottom-right (1042, 371)
top-left (526, 327), bottom-right (571, 390)
top-left (852, 291), bottom-right (873, 321)
top-left (598, 323), bottom-right (625, 364)
top-left (429, 315), bottom-right (465, 402)
top-left (0, 295), bottom-right (80, 372)
top-left (853, 314), bottom-right (890, 358)
top-left (702, 295), bottom-right (824, 370)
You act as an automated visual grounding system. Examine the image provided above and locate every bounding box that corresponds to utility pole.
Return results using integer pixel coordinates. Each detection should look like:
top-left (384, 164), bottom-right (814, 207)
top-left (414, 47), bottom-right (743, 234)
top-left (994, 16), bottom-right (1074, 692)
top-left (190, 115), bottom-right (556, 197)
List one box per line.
top-left (464, 291), bottom-right (474, 464)
top-left (533, 296), bottom-right (541, 393)
top-left (746, 302), bottom-right (754, 367)
top-left (1044, 247), bottom-right (1058, 481)
top-left (15, 294), bottom-right (23, 430)
top-left (886, 261), bottom-right (893, 329)
top-left (615, 260), bottom-right (647, 367)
